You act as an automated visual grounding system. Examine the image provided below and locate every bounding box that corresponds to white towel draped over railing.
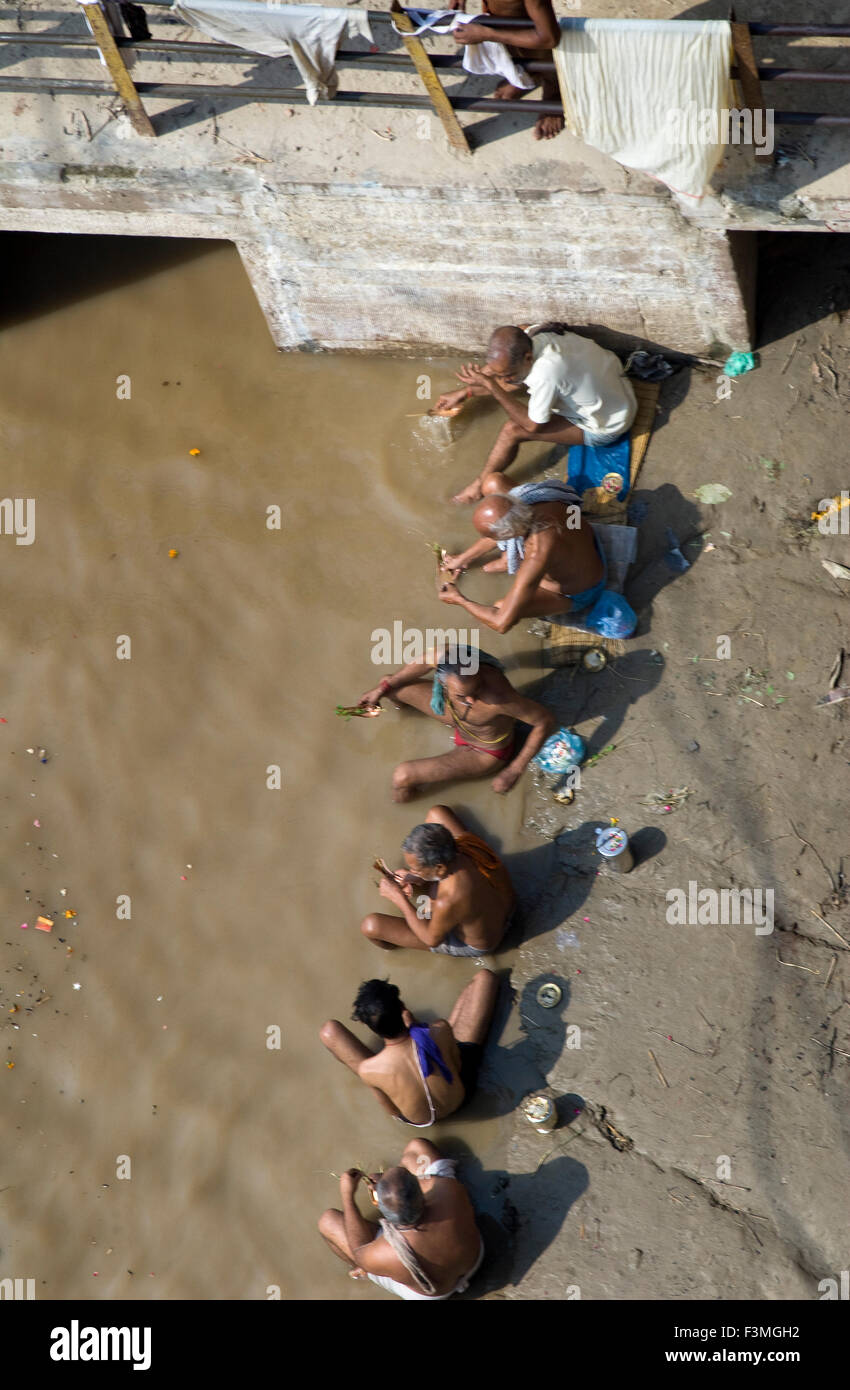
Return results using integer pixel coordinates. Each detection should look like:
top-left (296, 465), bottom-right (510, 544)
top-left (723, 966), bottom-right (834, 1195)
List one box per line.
top-left (171, 1), bottom-right (373, 103)
top-left (553, 18), bottom-right (734, 199)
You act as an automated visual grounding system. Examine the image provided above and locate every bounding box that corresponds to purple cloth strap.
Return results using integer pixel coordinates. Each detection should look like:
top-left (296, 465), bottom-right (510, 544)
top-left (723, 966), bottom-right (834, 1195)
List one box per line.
top-left (409, 1025), bottom-right (453, 1084)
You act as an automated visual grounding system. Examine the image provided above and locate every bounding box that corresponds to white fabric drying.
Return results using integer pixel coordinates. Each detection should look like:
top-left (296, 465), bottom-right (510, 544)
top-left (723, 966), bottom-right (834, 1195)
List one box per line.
top-left (171, 1), bottom-right (373, 104)
top-left (553, 18), bottom-right (733, 200)
top-left (396, 9), bottom-right (534, 92)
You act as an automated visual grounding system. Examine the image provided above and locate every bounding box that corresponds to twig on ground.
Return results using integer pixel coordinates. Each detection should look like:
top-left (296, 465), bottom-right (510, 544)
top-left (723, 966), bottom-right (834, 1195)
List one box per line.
top-left (825, 955), bottom-right (838, 990)
top-left (781, 336), bottom-right (802, 374)
top-left (791, 821), bottom-right (836, 892)
top-left (649, 1028), bottom-right (713, 1056)
top-left (811, 1036), bottom-right (850, 1059)
top-left (719, 834), bottom-right (793, 864)
top-left (648, 1049), bottom-right (669, 1087)
top-left (776, 952), bottom-right (819, 974)
top-left (810, 909), bottom-right (850, 950)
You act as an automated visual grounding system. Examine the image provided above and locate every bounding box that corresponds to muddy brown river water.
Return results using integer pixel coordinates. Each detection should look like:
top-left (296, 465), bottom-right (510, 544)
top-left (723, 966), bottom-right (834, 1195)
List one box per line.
top-left (1, 236), bottom-right (548, 1300)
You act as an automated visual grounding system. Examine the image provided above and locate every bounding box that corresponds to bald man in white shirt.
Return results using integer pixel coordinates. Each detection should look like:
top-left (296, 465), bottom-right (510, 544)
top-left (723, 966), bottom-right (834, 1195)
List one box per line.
top-left (443, 324), bottom-right (637, 505)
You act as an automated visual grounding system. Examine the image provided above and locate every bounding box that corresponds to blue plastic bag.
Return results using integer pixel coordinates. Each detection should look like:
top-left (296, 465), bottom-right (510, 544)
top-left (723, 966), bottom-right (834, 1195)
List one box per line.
top-left (567, 434), bottom-right (631, 502)
top-left (532, 727), bottom-right (587, 775)
top-left (581, 590), bottom-right (637, 639)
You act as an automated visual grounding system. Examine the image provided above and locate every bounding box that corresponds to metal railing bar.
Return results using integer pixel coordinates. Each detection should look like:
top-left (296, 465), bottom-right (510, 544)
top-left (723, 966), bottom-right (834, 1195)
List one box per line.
top-left (1, 72), bottom-right (848, 123)
top-left (4, 34), bottom-right (850, 84)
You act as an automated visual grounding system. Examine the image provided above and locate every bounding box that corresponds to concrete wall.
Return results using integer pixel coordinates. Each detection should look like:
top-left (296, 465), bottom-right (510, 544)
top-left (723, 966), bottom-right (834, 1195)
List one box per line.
top-left (236, 183), bottom-right (751, 355)
top-left (5, 2), bottom-right (850, 356)
top-left (0, 159), bottom-right (752, 355)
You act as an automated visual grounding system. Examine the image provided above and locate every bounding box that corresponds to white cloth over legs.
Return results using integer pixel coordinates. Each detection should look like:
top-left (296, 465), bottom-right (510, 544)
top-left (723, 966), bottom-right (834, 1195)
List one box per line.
top-left (553, 18), bottom-right (733, 199)
top-left (397, 9), bottom-right (534, 91)
top-left (171, 1), bottom-right (373, 104)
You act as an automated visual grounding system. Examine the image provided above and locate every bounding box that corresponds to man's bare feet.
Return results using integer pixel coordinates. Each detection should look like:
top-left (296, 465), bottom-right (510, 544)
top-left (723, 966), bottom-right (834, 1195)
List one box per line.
top-left (493, 79), bottom-right (530, 101)
top-left (392, 784), bottom-right (417, 803)
top-left (534, 114), bottom-right (564, 140)
top-left (452, 481), bottom-right (483, 506)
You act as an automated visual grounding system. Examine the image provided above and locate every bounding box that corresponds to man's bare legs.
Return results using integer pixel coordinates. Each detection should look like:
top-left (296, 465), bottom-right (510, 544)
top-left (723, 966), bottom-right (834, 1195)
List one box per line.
top-left (449, 968), bottom-right (499, 1045)
top-left (361, 911), bottom-right (430, 951)
top-left (453, 413), bottom-right (584, 504)
top-left (319, 1019), bottom-right (373, 1074)
top-left (494, 48), bottom-right (564, 141)
top-left (535, 75), bottom-right (565, 140)
top-left (318, 1020), bottom-right (401, 1118)
top-left (386, 678), bottom-right (503, 803)
top-left (318, 1208), bottom-right (373, 1275)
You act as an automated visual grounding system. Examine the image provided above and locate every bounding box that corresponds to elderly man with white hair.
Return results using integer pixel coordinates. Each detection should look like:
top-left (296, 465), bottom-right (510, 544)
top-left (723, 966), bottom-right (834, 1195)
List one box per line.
top-left (438, 476), bottom-right (607, 633)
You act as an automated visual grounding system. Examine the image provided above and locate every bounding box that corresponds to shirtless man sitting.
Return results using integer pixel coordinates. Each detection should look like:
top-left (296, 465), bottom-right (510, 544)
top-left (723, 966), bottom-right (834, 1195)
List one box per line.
top-left (363, 803), bottom-right (515, 956)
top-left (318, 1138), bottom-right (484, 1300)
top-left (355, 649), bottom-right (555, 801)
top-left (438, 477), bottom-right (605, 633)
top-left (450, 0), bottom-right (562, 141)
top-left (319, 971), bottom-right (498, 1126)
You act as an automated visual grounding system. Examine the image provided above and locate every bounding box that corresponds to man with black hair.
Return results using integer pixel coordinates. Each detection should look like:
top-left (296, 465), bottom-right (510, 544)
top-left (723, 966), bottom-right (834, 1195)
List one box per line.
top-left (318, 1137), bottom-right (484, 1300)
top-left (319, 970), bottom-right (498, 1126)
top-left (436, 323), bottom-right (637, 504)
top-left (362, 803), bottom-right (515, 955)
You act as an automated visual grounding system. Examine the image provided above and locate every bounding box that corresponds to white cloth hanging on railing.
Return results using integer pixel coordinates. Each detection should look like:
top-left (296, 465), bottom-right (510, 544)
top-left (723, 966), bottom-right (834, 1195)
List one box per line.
top-left (395, 9), bottom-right (534, 91)
top-left (171, 1), bottom-right (373, 104)
top-left (553, 18), bottom-right (733, 200)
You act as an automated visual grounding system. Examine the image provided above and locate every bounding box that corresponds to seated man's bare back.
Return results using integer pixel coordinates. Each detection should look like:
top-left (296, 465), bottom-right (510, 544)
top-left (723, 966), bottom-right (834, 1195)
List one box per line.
top-left (320, 973), bottom-right (499, 1126)
top-left (359, 1019), bottom-right (465, 1126)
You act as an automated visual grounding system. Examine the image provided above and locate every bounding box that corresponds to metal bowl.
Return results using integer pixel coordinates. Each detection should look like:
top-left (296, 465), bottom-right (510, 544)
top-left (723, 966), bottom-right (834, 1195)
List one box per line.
top-left (536, 982), bottom-right (563, 1009)
top-left (582, 648), bottom-right (607, 672)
